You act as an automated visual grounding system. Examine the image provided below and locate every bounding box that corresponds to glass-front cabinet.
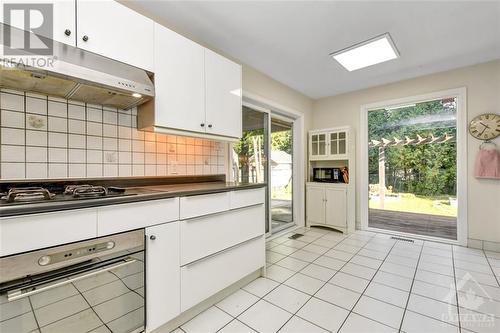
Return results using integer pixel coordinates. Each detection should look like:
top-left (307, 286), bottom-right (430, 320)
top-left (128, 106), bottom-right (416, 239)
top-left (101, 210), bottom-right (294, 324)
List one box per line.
top-left (310, 133), bottom-right (327, 158)
top-left (309, 128), bottom-right (349, 160)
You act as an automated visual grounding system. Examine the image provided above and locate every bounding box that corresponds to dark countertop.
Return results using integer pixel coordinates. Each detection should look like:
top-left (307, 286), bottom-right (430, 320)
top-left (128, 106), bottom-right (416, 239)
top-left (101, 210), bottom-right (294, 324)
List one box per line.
top-left (0, 182), bottom-right (266, 218)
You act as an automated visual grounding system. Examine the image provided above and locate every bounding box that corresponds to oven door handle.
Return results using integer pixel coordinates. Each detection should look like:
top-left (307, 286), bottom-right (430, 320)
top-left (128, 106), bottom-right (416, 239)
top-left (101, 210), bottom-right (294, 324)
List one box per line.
top-left (7, 258), bottom-right (137, 302)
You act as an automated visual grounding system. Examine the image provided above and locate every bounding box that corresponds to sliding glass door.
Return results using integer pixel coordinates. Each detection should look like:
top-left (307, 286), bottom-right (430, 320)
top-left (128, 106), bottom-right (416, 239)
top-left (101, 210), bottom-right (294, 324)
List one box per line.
top-left (367, 97), bottom-right (458, 240)
top-left (233, 106), bottom-right (297, 235)
top-left (270, 117), bottom-right (294, 232)
top-left (233, 106), bottom-right (270, 231)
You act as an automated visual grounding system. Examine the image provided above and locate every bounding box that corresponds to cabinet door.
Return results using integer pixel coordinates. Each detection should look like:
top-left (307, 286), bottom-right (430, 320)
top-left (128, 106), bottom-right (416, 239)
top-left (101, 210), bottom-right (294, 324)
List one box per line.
top-left (76, 0), bottom-right (154, 71)
top-left (154, 23), bottom-right (206, 133)
top-left (205, 49), bottom-right (242, 138)
top-left (146, 222), bottom-right (180, 332)
top-left (329, 131), bottom-right (348, 158)
top-left (325, 188), bottom-right (347, 228)
top-left (306, 186), bottom-right (325, 224)
top-left (0, 0), bottom-right (75, 46)
top-left (310, 133), bottom-right (327, 159)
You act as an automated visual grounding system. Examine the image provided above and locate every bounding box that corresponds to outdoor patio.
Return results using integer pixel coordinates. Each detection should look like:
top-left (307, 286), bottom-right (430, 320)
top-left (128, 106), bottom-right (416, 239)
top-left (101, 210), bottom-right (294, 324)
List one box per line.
top-left (368, 209), bottom-right (457, 240)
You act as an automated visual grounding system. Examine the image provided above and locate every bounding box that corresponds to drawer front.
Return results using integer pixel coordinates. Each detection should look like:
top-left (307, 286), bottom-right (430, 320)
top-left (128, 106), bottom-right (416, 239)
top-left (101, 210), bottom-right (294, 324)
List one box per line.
top-left (180, 204), bottom-right (265, 265)
top-left (180, 236), bottom-right (265, 311)
top-left (97, 198), bottom-right (179, 236)
top-left (229, 188), bottom-right (265, 209)
top-left (0, 209), bottom-right (97, 256)
top-left (179, 192), bottom-right (230, 219)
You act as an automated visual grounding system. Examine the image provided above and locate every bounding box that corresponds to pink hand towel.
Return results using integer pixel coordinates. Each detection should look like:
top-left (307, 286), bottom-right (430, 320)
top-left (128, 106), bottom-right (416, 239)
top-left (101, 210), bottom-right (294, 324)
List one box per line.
top-left (474, 148), bottom-right (500, 179)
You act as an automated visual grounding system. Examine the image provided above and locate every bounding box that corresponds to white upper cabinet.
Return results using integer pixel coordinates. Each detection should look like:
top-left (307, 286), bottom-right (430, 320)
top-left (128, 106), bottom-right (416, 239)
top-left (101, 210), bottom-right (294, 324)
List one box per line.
top-left (153, 24), bottom-right (206, 133)
top-left (76, 0), bottom-right (154, 71)
top-left (0, 0), bottom-right (76, 46)
top-left (205, 49), bottom-right (242, 138)
top-left (138, 24), bottom-right (242, 140)
top-left (309, 133), bottom-right (328, 160)
top-left (309, 128), bottom-right (349, 160)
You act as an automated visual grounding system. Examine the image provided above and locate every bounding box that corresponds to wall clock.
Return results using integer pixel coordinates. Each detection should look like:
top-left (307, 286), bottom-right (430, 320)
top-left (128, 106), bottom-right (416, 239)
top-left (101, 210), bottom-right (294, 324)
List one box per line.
top-left (469, 113), bottom-right (500, 141)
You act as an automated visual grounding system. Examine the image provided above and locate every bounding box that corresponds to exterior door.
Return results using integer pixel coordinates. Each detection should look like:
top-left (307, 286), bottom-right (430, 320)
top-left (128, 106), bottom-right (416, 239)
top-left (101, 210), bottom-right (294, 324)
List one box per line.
top-left (325, 188), bottom-right (346, 229)
top-left (306, 186), bottom-right (325, 225)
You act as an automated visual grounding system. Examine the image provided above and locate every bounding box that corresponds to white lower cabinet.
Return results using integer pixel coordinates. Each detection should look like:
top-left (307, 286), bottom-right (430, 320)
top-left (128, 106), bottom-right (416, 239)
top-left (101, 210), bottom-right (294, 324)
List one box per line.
top-left (325, 187), bottom-right (347, 230)
top-left (146, 222), bottom-right (180, 332)
top-left (97, 198), bottom-right (179, 236)
top-left (306, 183), bottom-right (348, 232)
top-left (180, 236), bottom-right (264, 311)
top-left (180, 204), bottom-right (265, 265)
top-left (0, 209), bottom-right (97, 257)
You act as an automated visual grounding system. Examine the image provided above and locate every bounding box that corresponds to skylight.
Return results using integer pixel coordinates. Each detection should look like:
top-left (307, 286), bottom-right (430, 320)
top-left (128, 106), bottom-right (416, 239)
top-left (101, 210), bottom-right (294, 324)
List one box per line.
top-left (331, 33), bottom-right (399, 71)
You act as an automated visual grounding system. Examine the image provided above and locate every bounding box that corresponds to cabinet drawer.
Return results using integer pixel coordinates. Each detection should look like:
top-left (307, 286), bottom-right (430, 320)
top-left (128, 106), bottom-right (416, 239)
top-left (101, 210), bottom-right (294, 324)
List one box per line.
top-left (180, 236), bottom-right (265, 311)
top-left (179, 192), bottom-right (230, 219)
top-left (180, 204), bottom-right (265, 265)
top-left (97, 198), bottom-right (179, 236)
top-left (0, 209), bottom-right (97, 256)
top-left (229, 188), bottom-right (265, 209)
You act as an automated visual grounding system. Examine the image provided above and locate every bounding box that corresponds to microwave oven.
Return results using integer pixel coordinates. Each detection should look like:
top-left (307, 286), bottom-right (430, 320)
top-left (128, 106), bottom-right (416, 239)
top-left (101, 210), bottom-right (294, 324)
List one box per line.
top-left (312, 167), bottom-right (346, 183)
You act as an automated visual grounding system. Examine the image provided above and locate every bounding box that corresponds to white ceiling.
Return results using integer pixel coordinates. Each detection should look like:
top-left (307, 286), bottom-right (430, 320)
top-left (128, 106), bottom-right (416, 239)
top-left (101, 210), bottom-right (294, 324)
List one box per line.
top-left (130, 1), bottom-right (500, 99)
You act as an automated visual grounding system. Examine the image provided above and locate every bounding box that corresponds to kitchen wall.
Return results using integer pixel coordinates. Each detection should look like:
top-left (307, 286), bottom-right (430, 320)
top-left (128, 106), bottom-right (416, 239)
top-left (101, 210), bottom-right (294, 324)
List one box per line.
top-left (313, 59), bottom-right (500, 246)
top-left (0, 88), bottom-right (227, 180)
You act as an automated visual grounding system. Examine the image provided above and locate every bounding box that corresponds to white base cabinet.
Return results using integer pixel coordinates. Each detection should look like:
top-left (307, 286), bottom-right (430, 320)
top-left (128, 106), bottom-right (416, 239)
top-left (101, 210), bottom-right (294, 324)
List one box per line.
top-left (180, 236), bottom-right (264, 311)
top-left (306, 183), bottom-right (349, 233)
top-left (1, 188), bottom-right (266, 332)
top-left (146, 222), bottom-right (180, 332)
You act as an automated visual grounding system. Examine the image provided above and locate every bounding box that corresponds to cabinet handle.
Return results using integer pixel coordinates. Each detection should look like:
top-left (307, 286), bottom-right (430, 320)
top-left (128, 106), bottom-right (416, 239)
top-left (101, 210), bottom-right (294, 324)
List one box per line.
top-left (64, 29), bottom-right (71, 36)
top-left (208, 124), bottom-right (213, 128)
top-left (200, 123), bottom-right (205, 127)
top-left (82, 35), bottom-right (89, 42)
top-left (149, 235), bottom-right (156, 241)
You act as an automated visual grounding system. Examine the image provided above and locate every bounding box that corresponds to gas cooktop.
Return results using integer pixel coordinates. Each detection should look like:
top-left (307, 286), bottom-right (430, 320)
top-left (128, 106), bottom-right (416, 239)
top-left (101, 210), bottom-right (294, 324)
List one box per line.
top-left (0, 184), bottom-right (135, 206)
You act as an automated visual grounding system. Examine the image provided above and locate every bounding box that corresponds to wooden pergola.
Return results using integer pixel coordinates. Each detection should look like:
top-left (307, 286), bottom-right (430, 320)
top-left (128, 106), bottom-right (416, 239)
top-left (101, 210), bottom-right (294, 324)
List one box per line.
top-left (368, 133), bottom-right (455, 208)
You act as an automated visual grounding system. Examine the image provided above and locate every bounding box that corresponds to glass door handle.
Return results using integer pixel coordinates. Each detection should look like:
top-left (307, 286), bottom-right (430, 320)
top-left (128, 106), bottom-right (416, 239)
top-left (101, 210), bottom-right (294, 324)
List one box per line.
top-left (7, 258), bottom-right (137, 302)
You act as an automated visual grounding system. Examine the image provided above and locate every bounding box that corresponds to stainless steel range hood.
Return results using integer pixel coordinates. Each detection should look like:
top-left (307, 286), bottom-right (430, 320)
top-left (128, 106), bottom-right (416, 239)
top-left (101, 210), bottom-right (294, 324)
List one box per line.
top-left (0, 24), bottom-right (154, 110)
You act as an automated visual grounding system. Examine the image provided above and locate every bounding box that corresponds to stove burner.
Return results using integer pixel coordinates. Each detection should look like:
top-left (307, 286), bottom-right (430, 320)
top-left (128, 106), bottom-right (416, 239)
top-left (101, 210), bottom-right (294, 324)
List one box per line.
top-left (1, 187), bottom-right (55, 203)
top-left (64, 185), bottom-right (108, 198)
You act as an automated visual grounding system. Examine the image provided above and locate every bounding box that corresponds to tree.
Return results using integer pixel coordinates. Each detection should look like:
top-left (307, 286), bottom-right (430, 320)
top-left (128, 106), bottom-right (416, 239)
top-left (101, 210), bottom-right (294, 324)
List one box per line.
top-left (368, 98), bottom-right (457, 196)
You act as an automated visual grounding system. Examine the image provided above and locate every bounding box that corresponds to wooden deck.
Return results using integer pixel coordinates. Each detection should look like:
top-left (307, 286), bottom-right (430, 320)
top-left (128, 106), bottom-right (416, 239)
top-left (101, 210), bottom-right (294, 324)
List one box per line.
top-left (369, 209), bottom-right (457, 240)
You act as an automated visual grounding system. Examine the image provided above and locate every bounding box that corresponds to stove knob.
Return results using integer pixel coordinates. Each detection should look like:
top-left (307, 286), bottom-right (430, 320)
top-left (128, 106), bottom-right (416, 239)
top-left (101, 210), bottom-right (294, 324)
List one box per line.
top-left (38, 255), bottom-right (51, 266)
top-left (106, 241), bottom-right (115, 249)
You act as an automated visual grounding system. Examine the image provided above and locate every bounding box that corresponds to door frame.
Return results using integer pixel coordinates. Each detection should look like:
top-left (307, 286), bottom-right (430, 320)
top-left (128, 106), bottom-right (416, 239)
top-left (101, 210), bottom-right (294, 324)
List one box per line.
top-left (359, 87), bottom-right (468, 246)
top-left (238, 92), bottom-right (306, 236)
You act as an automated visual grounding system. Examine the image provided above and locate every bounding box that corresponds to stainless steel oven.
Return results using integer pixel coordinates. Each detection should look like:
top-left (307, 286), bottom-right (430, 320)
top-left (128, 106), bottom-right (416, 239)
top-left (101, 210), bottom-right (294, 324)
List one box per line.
top-left (0, 230), bottom-right (145, 333)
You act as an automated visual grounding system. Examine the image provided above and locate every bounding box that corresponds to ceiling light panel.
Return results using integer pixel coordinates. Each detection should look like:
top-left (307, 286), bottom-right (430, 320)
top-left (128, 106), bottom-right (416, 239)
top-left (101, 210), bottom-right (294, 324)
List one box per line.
top-left (331, 33), bottom-right (399, 71)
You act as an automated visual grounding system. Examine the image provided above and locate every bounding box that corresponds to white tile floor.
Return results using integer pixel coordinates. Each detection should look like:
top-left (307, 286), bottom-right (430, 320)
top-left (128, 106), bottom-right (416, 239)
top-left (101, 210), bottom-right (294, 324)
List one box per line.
top-left (174, 228), bottom-right (500, 333)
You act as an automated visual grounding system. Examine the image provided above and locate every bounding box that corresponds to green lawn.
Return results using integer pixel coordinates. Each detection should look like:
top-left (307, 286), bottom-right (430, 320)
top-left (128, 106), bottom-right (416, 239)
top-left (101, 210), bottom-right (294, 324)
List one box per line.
top-left (369, 193), bottom-right (457, 217)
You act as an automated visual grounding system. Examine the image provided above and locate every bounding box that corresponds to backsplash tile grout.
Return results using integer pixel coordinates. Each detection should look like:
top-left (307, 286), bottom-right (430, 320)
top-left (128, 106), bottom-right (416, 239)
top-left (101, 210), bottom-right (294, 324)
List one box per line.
top-left (0, 89), bottom-right (227, 180)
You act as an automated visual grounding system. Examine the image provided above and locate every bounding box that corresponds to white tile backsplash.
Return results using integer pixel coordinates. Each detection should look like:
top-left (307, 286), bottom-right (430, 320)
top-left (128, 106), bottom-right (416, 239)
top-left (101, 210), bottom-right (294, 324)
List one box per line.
top-left (0, 89), bottom-right (227, 179)
top-left (0, 92), bottom-right (24, 111)
top-left (1, 109), bottom-right (25, 128)
top-left (48, 101), bottom-right (67, 117)
top-left (26, 97), bottom-right (47, 115)
top-left (26, 130), bottom-right (47, 147)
